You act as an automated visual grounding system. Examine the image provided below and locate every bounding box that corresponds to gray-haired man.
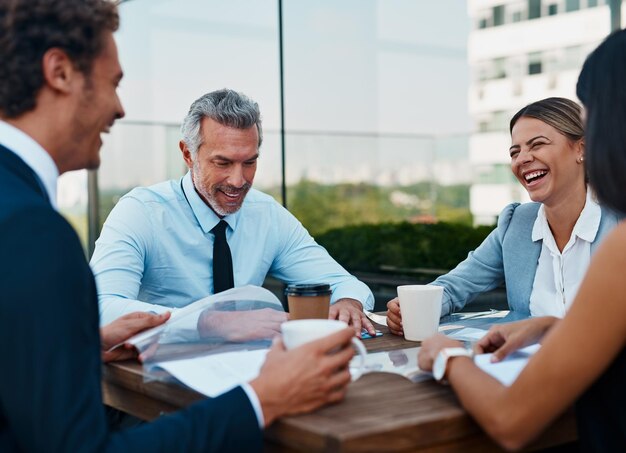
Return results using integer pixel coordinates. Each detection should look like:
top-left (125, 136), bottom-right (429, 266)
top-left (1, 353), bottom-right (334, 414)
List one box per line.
top-left (91, 89), bottom-right (376, 337)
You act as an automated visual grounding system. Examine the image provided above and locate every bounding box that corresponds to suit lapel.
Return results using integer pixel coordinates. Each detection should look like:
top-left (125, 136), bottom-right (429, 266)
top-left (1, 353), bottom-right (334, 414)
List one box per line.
top-left (0, 144), bottom-right (51, 203)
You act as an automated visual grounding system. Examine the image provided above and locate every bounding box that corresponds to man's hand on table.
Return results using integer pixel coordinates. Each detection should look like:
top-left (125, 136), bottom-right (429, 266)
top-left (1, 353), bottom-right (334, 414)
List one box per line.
top-left (249, 327), bottom-right (354, 427)
top-left (474, 316), bottom-right (559, 362)
top-left (198, 308), bottom-right (288, 342)
top-left (386, 297), bottom-right (403, 336)
top-left (100, 311), bottom-right (171, 363)
top-left (329, 298), bottom-right (375, 337)
top-left (417, 334), bottom-right (464, 372)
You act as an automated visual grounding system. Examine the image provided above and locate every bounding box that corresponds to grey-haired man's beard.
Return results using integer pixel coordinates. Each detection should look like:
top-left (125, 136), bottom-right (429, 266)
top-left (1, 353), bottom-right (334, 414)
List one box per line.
top-left (197, 182), bottom-right (251, 216)
top-left (191, 163), bottom-right (252, 216)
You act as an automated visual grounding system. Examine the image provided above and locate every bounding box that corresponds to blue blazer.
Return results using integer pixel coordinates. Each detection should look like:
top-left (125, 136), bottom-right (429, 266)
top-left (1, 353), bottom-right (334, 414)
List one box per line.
top-left (433, 202), bottom-right (622, 317)
top-left (0, 144), bottom-right (262, 452)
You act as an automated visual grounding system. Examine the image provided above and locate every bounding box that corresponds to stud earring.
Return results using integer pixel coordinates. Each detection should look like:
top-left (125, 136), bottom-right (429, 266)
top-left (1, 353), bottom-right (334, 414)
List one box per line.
top-left (577, 156), bottom-right (584, 164)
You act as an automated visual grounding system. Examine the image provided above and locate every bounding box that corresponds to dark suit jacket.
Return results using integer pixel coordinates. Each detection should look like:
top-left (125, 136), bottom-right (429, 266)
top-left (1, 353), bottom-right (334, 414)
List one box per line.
top-left (0, 144), bottom-right (262, 452)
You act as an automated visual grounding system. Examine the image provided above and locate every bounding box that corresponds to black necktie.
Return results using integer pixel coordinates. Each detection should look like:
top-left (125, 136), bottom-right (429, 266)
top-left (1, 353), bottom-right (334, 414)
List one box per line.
top-left (211, 220), bottom-right (234, 293)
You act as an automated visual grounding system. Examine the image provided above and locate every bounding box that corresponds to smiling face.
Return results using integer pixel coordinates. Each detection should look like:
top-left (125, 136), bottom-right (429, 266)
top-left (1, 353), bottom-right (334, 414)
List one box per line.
top-left (182, 117), bottom-right (259, 216)
top-left (510, 117), bottom-right (585, 207)
top-left (69, 31), bottom-right (125, 171)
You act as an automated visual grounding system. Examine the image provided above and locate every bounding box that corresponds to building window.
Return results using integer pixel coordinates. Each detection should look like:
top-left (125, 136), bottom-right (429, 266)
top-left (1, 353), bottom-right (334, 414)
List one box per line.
top-left (512, 11), bottom-right (523, 22)
top-left (565, 0), bottom-right (580, 11)
top-left (587, 0), bottom-right (598, 7)
top-left (478, 111), bottom-right (510, 133)
top-left (478, 17), bottom-right (488, 28)
top-left (563, 45), bottom-right (583, 70)
top-left (548, 3), bottom-right (558, 15)
top-left (528, 0), bottom-right (542, 19)
top-left (528, 52), bottom-right (543, 75)
top-left (493, 57), bottom-right (507, 79)
top-left (493, 5), bottom-right (505, 26)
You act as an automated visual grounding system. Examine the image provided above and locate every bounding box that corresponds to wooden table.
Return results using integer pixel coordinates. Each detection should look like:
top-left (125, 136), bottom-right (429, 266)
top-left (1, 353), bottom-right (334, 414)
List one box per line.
top-left (102, 318), bottom-right (577, 452)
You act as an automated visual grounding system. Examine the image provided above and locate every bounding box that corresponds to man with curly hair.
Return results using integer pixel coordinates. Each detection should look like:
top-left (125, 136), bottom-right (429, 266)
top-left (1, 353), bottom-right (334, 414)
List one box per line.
top-left (0, 1), bottom-right (355, 451)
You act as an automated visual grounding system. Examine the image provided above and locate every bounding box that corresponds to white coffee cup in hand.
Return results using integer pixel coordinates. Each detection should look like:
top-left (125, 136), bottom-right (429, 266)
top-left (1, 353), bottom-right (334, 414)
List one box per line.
top-left (397, 285), bottom-right (443, 341)
top-left (281, 319), bottom-right (367, 380)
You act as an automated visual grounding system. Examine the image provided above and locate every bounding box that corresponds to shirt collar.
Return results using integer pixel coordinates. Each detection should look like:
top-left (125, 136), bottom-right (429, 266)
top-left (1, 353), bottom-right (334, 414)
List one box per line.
top-left (181, 171), bottom-right (240, 233)
top-left (0, 120), bottom-right (59, 208)
top-left (532, 189), bottom-right (601, 243)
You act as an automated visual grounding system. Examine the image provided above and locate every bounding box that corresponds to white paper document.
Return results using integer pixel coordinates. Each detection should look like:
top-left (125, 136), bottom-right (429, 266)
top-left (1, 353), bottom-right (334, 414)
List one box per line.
top-left (474, 344), bottom-right (541, 386)
top-left (447, 327), bottom-right (488, 341)
top-left (122, 285), bottom-right (282, 349)
top-left (155, 348), bottom-right (269, 397)
top-left (358, 347), bottom-right (429, 382)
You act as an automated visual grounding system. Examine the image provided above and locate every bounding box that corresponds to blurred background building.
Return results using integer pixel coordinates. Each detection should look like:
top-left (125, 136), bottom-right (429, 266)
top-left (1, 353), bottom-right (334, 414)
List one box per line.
top-left (467, 0), bottom-right (621, 224)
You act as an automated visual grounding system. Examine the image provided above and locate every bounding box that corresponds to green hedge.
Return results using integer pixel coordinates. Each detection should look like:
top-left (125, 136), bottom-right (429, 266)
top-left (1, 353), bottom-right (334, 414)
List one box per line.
top-left (316, 221), bottom-right (495, 273)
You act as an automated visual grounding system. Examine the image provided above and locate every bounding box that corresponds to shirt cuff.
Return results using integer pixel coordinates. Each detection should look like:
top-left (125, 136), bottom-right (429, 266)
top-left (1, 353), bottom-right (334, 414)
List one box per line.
top-left (241, 383), bottom-right (265, 429)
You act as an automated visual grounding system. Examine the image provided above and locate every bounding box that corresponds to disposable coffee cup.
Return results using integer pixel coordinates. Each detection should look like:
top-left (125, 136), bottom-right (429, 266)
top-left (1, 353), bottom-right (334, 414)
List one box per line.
top-left (281, 319), bottom-right (367, 380)
top-left (285, 283), bottom-right (331, 320)
top-left (397, 285), bottom-right (443, 342)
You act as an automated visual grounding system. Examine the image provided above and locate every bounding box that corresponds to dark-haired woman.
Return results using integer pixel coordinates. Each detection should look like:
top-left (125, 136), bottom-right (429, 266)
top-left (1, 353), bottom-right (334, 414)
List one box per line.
top-left (417, 30), bottom-right (626, 451)
top-left (387, 97), bottom-right (620, 334)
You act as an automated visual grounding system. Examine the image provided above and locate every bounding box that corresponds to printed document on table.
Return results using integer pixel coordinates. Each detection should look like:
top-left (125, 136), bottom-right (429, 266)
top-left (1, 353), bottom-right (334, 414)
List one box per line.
top-left (119, 285), bottom-right (282, 350)
top-left (155, 348), bottom-right (269, 397)
top-left (474, 344), bottom-right (540, 386)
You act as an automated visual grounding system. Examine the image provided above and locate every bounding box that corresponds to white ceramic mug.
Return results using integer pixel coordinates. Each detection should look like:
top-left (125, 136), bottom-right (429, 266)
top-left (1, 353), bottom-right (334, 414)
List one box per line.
top-left (281, 319), bottom-right (367, 380)
top-left (397, 285), bottom-right (443, 341)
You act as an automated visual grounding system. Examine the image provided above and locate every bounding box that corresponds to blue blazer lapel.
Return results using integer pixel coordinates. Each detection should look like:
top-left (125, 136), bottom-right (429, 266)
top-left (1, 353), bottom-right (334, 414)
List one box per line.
top-left (502, 202), bottom-right (541, 315)
top-left (0, 143), bottom-right (50, 202)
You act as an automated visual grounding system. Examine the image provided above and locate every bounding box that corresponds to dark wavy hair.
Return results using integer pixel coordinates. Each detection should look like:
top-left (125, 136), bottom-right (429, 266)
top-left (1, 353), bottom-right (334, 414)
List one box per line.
top-left (577, 29), bottom-right (626, 215)
top-left (0, 0), bottom-right (119, 118)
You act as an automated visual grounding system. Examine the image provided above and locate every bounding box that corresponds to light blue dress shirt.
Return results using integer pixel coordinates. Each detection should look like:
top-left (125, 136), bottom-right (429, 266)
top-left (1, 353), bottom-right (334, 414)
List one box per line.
top-left (91, 172), bottom-right (374, 325)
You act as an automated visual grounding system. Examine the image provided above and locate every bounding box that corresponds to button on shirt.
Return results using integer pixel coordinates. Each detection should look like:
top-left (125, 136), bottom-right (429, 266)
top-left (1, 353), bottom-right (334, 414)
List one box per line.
top-left (91, 171), bottom-right (374, 325)
top-left (529, 190), bottom-right (601, 318)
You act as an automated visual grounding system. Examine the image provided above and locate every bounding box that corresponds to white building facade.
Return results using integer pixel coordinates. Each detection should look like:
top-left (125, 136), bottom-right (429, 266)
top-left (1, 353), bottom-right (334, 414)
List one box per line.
top-left (467, 0), bottom-right (620, 225)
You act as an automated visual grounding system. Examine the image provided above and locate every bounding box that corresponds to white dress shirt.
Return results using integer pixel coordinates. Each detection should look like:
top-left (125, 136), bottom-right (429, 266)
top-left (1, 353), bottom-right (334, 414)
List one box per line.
top-left (529, 190), bottom-right (601, 318)
top-left (0, 120), bottom-right (58, 208)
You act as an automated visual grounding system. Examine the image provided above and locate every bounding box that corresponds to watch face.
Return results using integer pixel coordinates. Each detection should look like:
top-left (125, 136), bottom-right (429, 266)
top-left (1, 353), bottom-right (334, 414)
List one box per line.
top-left (433, 351), bottom-right (446, 381)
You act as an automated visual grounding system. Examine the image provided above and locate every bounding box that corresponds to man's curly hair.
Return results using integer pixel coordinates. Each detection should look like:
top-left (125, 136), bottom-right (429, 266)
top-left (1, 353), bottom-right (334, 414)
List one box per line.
top-left (0, 0), bottom-right (119, 118)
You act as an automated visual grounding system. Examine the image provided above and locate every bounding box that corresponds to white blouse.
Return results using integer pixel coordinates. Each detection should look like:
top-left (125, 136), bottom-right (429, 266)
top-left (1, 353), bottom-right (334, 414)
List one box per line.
top-left (529, 190), bottom-right (601, 318)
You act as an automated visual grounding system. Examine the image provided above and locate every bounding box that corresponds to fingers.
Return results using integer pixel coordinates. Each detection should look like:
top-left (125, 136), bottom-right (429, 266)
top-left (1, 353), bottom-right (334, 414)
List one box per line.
top-left (474, 328), bottom-right (504, 354)
top-left (145, 311), bottom-right (171, 327)
top-left (324, 367), bottom-right (352, 395)
top-left (386, 298), bottom-right (400, 314)
top-left (322, 339), bottom-right (356, 370)
top-left (386, 312), bottom-right (403, 336)
top-left (417, 348), bottom-right (434, 371)
top-left (304, 327), bottom-right (354, 355)
top-left (337, 308), bottom-right (351, 326)
top-left (359, 313), bottom-right (376, 336)
top-left (386, 300), bottom-right (403, 336)
top-left (138, 342), bottom-right (159, 363)
top-left (349, 311), bottom-right (363, 337)
top-left (490, 336), bottom-right (521, 362)
top-left (102, 347), bottom-right (137, 363)
top-left (473, 327), bottom-right (516, 362)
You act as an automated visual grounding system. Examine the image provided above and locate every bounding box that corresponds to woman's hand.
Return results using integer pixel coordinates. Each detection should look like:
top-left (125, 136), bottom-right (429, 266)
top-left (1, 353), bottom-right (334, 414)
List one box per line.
top-left (386, 298), bottom-right (404, 336)
top-left (417, 334), bottom-right (464, 372)
top-left (474, 316), bottom-right (559, 362)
